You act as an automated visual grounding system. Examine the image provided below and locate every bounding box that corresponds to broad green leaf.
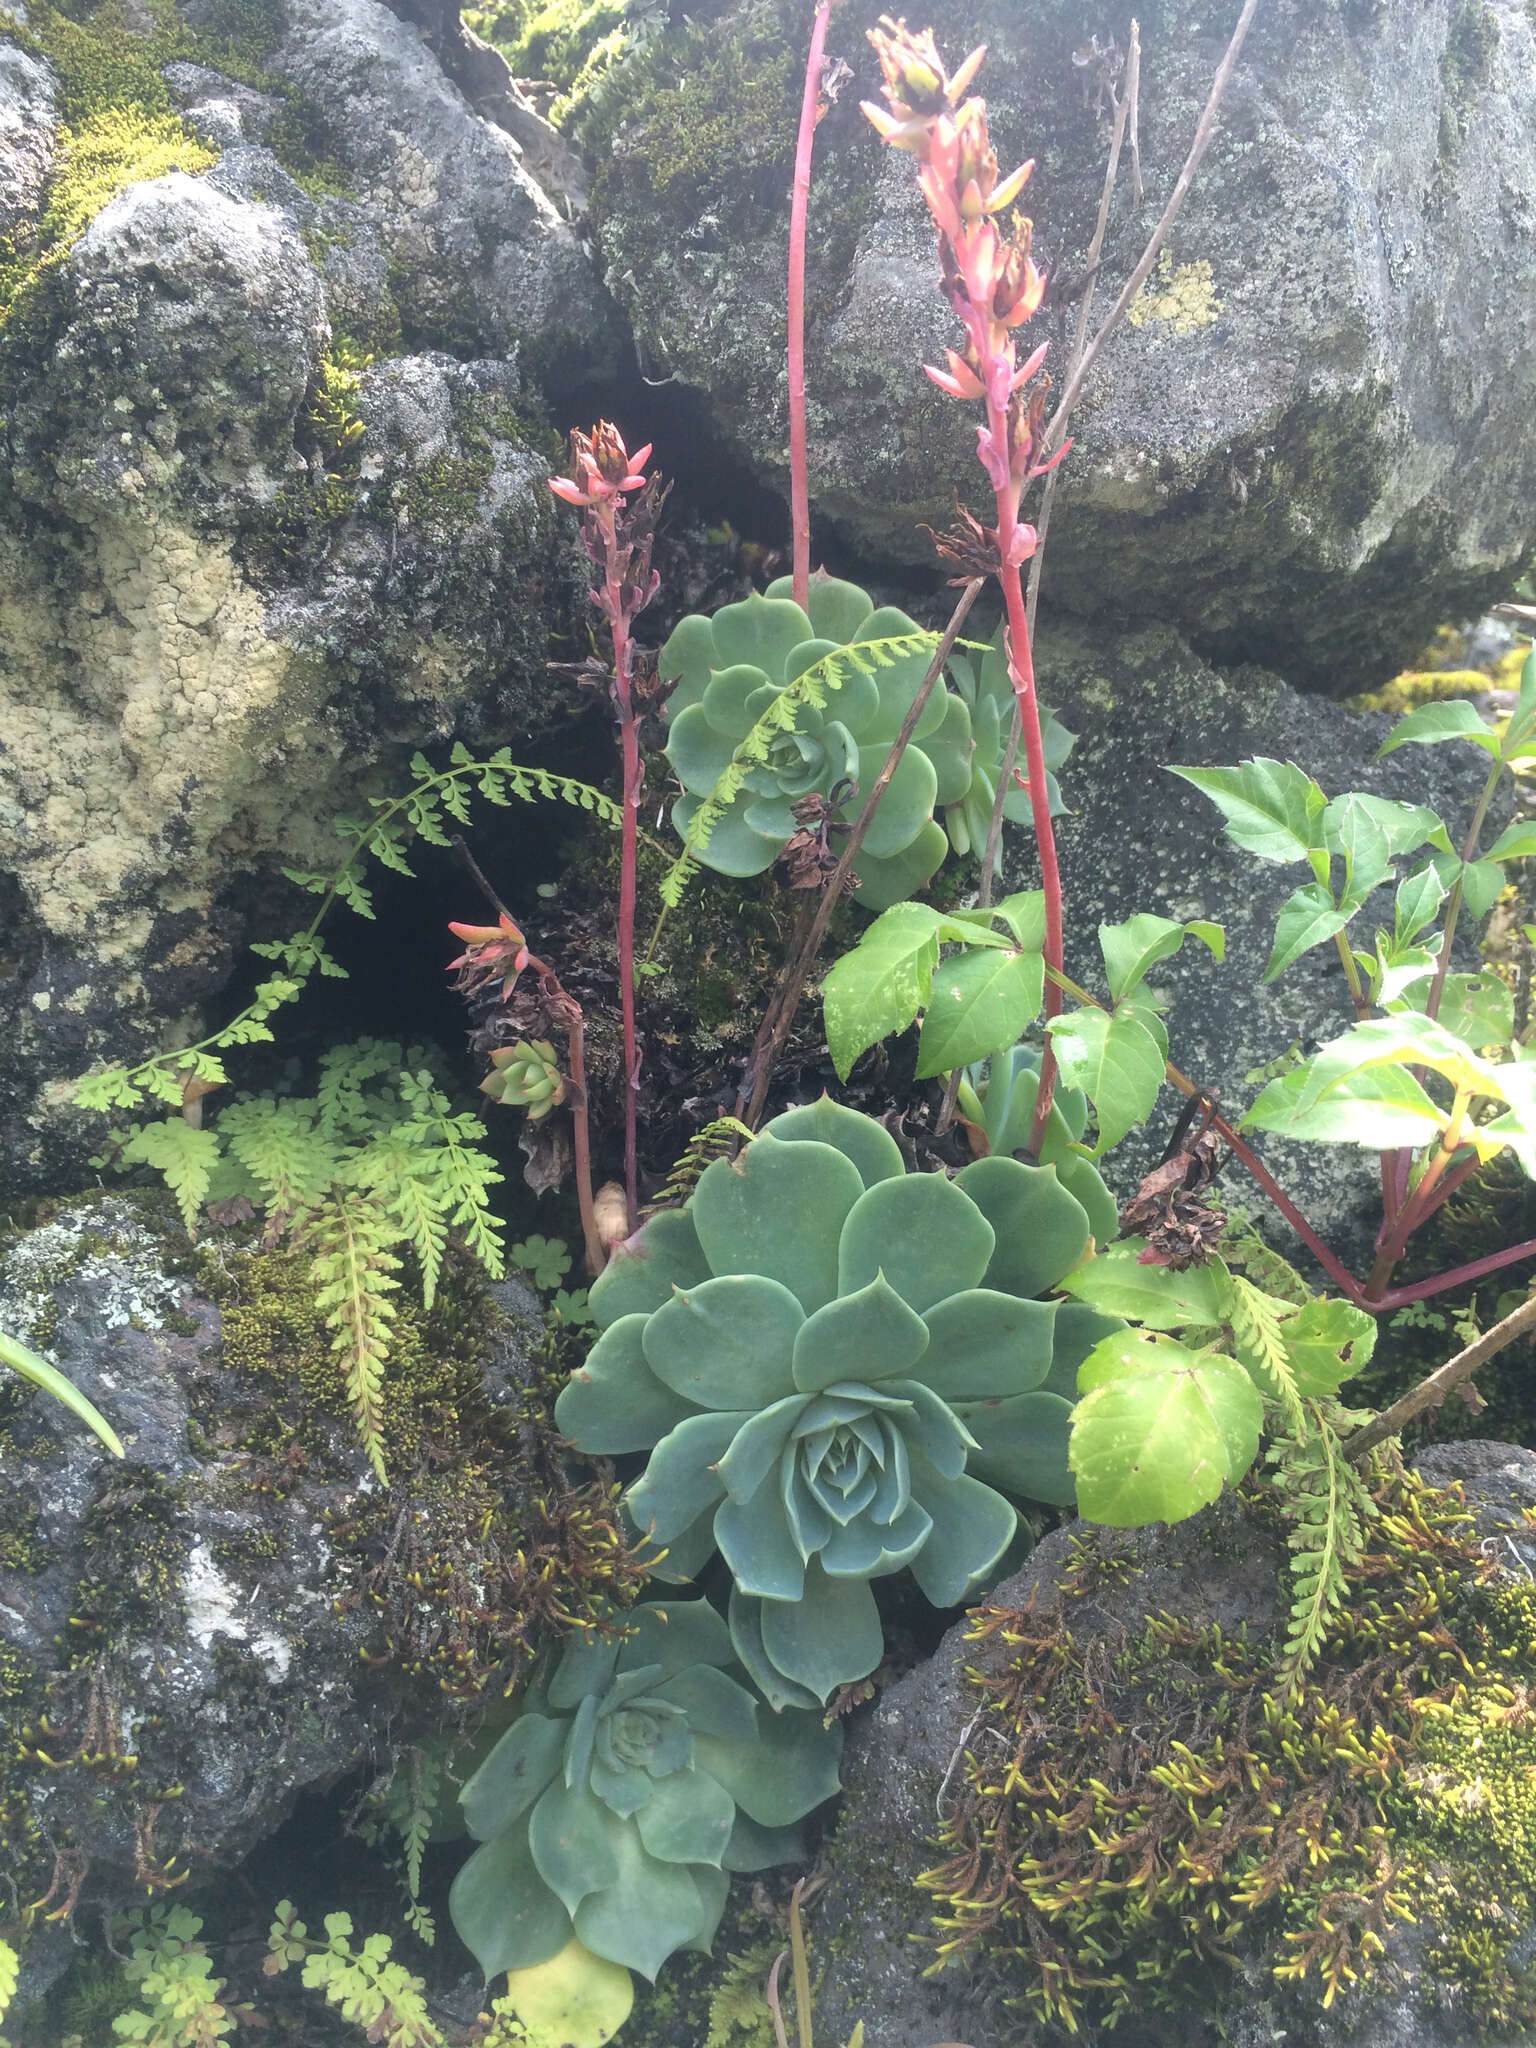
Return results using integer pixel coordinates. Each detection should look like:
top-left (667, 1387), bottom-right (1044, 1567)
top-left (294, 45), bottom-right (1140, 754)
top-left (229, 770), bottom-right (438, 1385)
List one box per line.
top-left (1070, 1332), bottom-right (1264, 1526)
top-left (1324, 793), bottom-right (1393, 903)
top-left (945, 891), bottom-right (1045, 951)
top-left (1058, 1243), bottom-right (1230, 1330)
top-left (1171, 759), bottom-right (1326, 864)
top-left (1295, 1012), bottom-right (1506, 1114)
top-left (1393, 864), bottom-right (1446, 946)
top-left (1184, 921), bottom-right (1226, 962)
top-left (1377, 699), bottom-right (1501, 757)
top-left (1460, 858), bottom-right (1507, 922)
top-left (1507, 644), bottom-right (1536, 748)
top-left (1264, 882), bottom-right (1351, 982)
top-left (1281, 1298), bottom-right (1377, 1396)
top-left (1099, 912), bottom-right (1186, 1001)
top-left (1485, 821), bottom-right (1536, 864)
top-left (0, 1333), bottom-right (124, 1456)
top-left (1046, 1008), bottom-right (1165, 1153)
top-left (1243, 1059), bottom-right (1447, 1148)
top-left (1393, 971), bottom-right (1514, 1051)
top-left (915, 946), bottom-right (1043, 1077)
top-left (1325, 790), bottom-right (1445, 862)
top-left (821, 904), bottom-right (944, 1081)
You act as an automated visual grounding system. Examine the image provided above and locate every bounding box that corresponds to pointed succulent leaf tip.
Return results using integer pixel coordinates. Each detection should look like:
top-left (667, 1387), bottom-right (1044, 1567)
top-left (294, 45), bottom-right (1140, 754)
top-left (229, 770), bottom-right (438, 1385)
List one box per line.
top-left (448, 1599), bottom-right (840, 1983)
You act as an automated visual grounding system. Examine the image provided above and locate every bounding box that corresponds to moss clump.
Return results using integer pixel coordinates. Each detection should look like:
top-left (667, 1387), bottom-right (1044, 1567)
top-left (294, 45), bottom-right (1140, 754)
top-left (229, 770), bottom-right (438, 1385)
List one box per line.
top-left (925, 1470), bottom-right (1536, 2037)
top-left (586, 0), bottom-right (799, 216)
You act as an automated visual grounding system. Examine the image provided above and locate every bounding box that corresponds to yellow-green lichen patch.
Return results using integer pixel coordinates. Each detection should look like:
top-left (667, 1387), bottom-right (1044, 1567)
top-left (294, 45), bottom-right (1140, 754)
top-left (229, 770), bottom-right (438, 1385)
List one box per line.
top-left (924, 1471), bottom-right (1536, 2037)
top-left (1126, 248), bottom-right (1223, 336)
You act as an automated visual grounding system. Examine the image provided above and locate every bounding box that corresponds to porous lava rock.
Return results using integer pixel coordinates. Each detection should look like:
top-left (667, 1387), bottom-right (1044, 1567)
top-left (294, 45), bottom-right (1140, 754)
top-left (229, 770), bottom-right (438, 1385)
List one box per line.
top-left (590, 0), bottom-right (1536, 692)
top-left (0, 0), bottom-right (617, 1195)
top-left (0, 1192), bottom-right (573, 2003)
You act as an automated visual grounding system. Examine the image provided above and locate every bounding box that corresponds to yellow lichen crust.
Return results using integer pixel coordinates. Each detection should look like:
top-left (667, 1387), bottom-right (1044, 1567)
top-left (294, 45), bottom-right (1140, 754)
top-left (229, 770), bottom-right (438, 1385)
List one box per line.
top-left (923, 1471), bottom-right (1536, 2037)
top-left (1127, 249), bottom-right (1222, 335)
top-left (0, 518), bottom-right (364, 949)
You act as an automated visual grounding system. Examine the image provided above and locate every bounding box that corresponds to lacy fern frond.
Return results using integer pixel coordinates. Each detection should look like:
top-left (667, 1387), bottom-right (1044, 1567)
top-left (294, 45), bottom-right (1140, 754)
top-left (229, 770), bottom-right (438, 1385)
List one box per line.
top-left (112, 1906), bottom-right (250, 2045)
top-left (303, 1191), bottom-right (402, 1485)
top-left (1268, 1401), bottom-right (1374, 1694)
top-left (218, 1098), bottom-right (344, 1218)
top-left (267, 1904), bottom-right (440, 2048)
top-left (75, 751), bottom-right (619, 1115)
top-left (659, 632), bottom-right (939, 907)
top-left (1228, 1273), bottom-right (1307, 1434)
top-left (650, 1117), bottom-right (757, 1212)
top-left (117, 1121), bottom-right (223, 1236)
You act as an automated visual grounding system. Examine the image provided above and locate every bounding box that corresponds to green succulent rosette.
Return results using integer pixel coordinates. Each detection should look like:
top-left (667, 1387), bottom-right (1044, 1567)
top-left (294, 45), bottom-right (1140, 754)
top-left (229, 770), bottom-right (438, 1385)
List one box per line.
top-left (660, 577), bottom-right (974, 912)
top-left (554, 1100), bottom-right (1123, 1704)
top-left (481, 1038), bottom-right (564, 1116)
top-left (449, 1600), bottom-right (841, 1984)
top-left (942, 627), bottom-right (1075, 859)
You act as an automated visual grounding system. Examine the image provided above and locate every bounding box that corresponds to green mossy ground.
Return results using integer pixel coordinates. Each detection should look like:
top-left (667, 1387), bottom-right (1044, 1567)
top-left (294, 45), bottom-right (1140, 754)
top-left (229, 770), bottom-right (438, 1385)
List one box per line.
top-left (928, 1468), bottom-right (1536, 2039)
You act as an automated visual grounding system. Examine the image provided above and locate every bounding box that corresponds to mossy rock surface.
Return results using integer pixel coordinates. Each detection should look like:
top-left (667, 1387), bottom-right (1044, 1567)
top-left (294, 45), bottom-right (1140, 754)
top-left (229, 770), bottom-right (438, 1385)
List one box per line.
top-left (0, 0), bottom-right (617, 1196)
top-left (588, 0), bottom-right (1536, 694)
top-left (809, 1443), bottom-right (1536, 2048)
top-left (0, 1190), bottom-right (636, 2005)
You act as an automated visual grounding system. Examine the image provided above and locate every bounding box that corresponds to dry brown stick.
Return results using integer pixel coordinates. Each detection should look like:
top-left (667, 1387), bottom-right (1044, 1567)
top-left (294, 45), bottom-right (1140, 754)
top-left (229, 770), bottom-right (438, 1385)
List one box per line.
top-left (1342, 1290), bottom-right (1536, 1464)
top-left (737, 578), bottom-right (986, 1128)
top-left (1127, 19), bottom-right (1143, 206)
top-left (1046, 0), bottom-right (1260, 439)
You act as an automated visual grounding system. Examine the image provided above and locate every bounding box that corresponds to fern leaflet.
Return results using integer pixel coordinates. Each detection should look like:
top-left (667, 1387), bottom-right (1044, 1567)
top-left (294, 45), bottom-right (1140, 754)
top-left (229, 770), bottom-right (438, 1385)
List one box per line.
top-left (659, 632), bottom-right (941, 907)
top-left (304, 1192), bottom-right (401, 1485)
top-left (649, 1117), bottom-right (756, 1212)
top-left (76, 752), bottom-right (619, 1115)
top-left (117, 1121), bottom-right (222, 1235)
top-left (1268, 1399), bottom-right (1373, 1693)
top-left (1227, 1273), bottom-right (1307, 1434)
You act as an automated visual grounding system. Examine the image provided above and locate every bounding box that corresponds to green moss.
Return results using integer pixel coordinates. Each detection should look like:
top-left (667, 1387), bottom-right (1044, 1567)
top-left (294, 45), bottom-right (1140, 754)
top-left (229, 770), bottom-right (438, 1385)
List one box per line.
top-left (586, 0), bottom-right (799, 217)
top-left (927, 1472), bottom-right (1536, 2035)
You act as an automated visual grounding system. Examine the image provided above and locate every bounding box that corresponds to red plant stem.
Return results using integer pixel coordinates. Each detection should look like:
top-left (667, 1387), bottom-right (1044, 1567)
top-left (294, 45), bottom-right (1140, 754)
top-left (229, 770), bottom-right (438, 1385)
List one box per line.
top-left (606, 594), bottom-right (642, 1235)
top-left (993, 473), bottom-right (1064, 1155)
top-left (561, 1004), bottom-right (607, 1280)
top-left (1371, 1234), bottom-right (1536, 1309)
top-left (787, 0), bottom-right (833, 611)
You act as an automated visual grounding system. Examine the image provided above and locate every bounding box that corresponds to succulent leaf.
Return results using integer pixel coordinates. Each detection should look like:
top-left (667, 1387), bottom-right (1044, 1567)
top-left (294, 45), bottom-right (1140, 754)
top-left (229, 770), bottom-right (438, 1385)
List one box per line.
top-left (554, 1314), bottom-right (698, 1454)
top-left (557, 1104), bottom-right (1121, 1700)
top-left (589, 1210), bottom-right (710, 1328)
top-left (450, 1600), bottom-right (841, 1985)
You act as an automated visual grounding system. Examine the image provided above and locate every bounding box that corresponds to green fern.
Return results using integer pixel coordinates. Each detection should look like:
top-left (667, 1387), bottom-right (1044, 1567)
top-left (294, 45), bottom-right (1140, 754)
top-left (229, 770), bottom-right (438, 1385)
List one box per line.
top-left (1267, 1400), bottom-right (1374, 1693)
top-left (111, 1907), bottom-right (250, 2046)
top-left (1227, 1273), bottom-right (1307, 1435)
top-left (704, 1942), bottom-right (780, 2048)
top-left (659, 633), bottom-right (946, 907)
top-left (116, 1120), bottom-right (222, 1235)
top-left (649, 1117), bottom-right (757, 1211)
top-left (74, 748), bottom-right (619, 1117)
top-left (303, 1191), bottom-right (402, 1485)
top-left (110, 1044), bottom-right (505, 1481)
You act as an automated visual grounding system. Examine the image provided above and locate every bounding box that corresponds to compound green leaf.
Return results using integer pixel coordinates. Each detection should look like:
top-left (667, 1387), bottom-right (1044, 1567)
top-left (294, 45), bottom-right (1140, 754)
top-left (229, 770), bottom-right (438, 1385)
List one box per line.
top-left (1046, 1007), bottom-right (1165, 1152)
top-left (1070, 1333), bottom-right (1264, 1526)
top-left (915, 945), bottom-right (1043, 1078)
top-left (1171, 759), bottom-right (1326, 864)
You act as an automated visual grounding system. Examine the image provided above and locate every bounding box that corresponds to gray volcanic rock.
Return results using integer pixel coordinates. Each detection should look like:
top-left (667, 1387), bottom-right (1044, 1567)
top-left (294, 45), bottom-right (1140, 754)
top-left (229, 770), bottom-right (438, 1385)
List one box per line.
top-left (0, 0), bottom-right (609, 1196)
top-left (0, 1194), bottom-right (547, 2002)
top-left (0, 40), bottom-right (55, 231)
top-left (593, 0), bottom-right (1536, 692)
top-left (269, 0), bottom-right (614, 383)
top-left (1012, 619), bottom-right (1501, 1275)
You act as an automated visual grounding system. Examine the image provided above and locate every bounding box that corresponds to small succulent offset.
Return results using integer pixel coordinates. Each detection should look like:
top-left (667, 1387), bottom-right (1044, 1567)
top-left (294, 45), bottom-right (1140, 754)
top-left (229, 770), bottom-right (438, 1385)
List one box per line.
top-left (555, 1100), bottom-right (1121, 1704)
top-left (481, 1039), bottom-right (564, 1118)
top-left (942, 629), bottom-right (1073, 860)
top-left (661, 577), bottom-right (974, 911)
top-left (448, 1600), bottom-right (842, 1984)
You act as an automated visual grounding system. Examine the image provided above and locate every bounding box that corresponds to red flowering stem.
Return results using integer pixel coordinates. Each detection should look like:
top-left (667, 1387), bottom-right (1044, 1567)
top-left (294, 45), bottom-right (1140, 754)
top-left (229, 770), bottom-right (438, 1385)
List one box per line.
top-left (605, 593), bottom-right (642, 1235)
top-left (992, 475), bottom-right (1064, 1155)
top-left (1371, 1234), bottom-right (1536, 1310)
top-left (557, 990), bottom-right (607, 1281)
top-left (788, 0), bottom-right (833, 611)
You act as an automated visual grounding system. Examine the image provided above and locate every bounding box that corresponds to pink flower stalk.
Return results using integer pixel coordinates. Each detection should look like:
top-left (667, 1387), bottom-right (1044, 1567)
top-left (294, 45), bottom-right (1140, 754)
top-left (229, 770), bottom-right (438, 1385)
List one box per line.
top-left (865, 17), bottom-right (1069, 1152)
top-left (549, 424), bottom-right (669, 1232)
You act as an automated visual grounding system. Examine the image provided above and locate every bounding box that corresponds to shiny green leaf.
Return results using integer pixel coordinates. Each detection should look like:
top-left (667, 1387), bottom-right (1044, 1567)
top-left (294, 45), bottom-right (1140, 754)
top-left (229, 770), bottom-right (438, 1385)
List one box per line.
top-left (1071, 1332), bottom-right (1264, 1526)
